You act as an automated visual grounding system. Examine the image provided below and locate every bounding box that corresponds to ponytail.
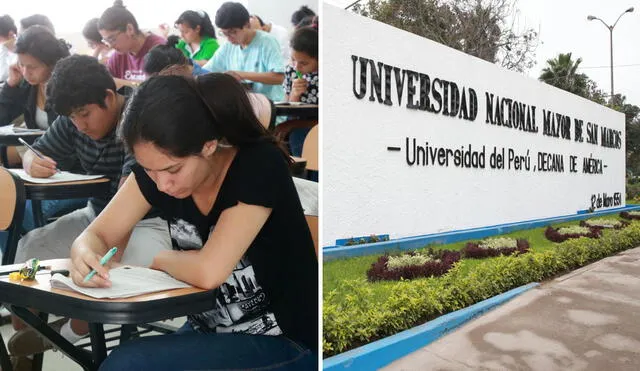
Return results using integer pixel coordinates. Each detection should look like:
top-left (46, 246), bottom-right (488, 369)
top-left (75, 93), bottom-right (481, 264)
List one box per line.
top-left (99, 0), bottom-right (140, 33)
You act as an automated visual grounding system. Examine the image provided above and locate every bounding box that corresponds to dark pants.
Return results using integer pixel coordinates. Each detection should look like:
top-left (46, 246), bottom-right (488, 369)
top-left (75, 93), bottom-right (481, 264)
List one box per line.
top-left (99, 324), bottom-right (317, 371)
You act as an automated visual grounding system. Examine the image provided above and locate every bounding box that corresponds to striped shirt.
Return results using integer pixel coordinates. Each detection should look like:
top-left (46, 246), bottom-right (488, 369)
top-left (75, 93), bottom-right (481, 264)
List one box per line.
top-left (32, 115), bottom-right (134, 215)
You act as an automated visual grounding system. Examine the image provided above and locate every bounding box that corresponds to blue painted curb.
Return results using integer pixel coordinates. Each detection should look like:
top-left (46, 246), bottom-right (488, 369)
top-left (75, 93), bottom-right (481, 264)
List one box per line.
top-left (323, 205), bottom-right (640, 260)
top-left (323, 282), bottom-right (540, 371)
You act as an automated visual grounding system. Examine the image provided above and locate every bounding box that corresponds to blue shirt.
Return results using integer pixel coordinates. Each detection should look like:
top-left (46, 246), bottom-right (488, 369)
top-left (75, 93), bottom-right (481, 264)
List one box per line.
top-left (203, 30), bottom-right (285, 101)
top-left (191, 60), bottom-right (207, 76)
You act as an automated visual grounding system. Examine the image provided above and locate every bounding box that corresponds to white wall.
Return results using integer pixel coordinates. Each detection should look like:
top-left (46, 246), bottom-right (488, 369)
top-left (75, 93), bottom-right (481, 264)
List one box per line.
top-left (322, 4), bottom-right (626, 245)
top-left (248, 0), bottom-right (317, 30)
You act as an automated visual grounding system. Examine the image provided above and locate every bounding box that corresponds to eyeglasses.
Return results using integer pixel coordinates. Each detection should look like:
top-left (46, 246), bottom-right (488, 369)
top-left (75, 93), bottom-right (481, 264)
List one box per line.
top-left (101, 30), bottom-right (123, 46)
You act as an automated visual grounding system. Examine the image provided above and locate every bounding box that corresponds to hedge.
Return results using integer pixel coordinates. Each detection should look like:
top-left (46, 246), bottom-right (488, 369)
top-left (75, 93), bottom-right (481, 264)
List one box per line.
top-left (323, 222), bottom-right (640, 357)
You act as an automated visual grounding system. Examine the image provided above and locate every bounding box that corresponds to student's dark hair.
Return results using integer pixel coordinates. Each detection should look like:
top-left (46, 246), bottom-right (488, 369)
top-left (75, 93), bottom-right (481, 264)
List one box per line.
top-left (291, 26), bottom-right (318, 60)
top-left (296, 15), bottom-right (318, 29)
top-left (175, 10), bottom-right (216, 39)
top-left (82, 18), bottom-right (102, 43)
top-left (98, 0), bottom-right (140, 33)
top-left (143, 37), bottom-right (190, 75)
top-left (0, 15), bottom-right (17, 37)
top-left (251, 14), bottom-right (265, 27)
top-left (291, 6), bottom-right (315, 27)
top-left (46, 55), bottom-right (117, 116)
top-left (14, 26), bottom-right (70, 68)
top-left (215, 2), bottom-right (250, 30)
top-left (121, 73), bottom-right (287, 159)
top-left (20, 14), bottom-right (55, 34)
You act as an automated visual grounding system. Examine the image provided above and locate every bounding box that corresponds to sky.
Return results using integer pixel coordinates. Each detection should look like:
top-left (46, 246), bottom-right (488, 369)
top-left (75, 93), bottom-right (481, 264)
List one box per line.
top-left (325, 0), bottom-right (640, 105)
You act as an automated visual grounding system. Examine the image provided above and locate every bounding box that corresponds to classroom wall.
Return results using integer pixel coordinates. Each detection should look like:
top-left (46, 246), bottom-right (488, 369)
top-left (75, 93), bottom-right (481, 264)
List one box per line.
top-left (247, 0), bottom-right (317, 31)
top-left (322, 4), bottom-right (626, 245)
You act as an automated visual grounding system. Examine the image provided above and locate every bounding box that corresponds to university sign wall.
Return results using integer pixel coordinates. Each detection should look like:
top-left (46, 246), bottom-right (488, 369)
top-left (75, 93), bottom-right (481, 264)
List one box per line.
top-left (323, 4), bottom-right (626, 245)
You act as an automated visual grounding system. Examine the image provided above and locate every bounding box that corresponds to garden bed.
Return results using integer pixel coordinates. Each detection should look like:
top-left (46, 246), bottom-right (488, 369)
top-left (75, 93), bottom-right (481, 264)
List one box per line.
top-left (323, 215), bottom-right (637, 357)
top-left (545, 225), bottom-right (601, 242)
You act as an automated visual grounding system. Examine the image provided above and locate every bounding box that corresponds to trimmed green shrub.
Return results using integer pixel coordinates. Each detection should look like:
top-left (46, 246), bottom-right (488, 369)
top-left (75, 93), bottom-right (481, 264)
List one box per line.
top-left (323, 222), bottom-right (640, 357)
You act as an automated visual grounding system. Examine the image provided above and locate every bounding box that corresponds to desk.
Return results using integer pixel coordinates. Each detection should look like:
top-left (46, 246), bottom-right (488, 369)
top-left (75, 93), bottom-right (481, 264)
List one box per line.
top-left (0, 259), bottom-right (216, 370)
top-left (274, 104), bottom-right (318, 119)
top-left (22, 177), bottom-right (111, 228)
top-left (291, 156), bottom-right (307, 175)
top-left (0, 127), bottom-right (44, 167)
top-left (0, 126), bottom-right (44, 146)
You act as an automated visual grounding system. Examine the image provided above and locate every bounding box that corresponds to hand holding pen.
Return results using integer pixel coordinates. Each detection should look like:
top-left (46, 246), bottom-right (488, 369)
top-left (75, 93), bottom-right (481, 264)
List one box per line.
top-left (18, 138), bottom-right (60, 178)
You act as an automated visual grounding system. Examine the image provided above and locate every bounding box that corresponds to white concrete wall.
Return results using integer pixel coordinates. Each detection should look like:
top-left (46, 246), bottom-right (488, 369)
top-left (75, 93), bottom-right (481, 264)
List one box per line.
top-left (322, 4), bottom-right (626, 245)
top-left (247, 0), bottom-right (317, 30)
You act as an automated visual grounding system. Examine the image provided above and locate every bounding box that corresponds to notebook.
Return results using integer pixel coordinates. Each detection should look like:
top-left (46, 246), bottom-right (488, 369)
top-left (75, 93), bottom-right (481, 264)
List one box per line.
top-left (50, 266), bottom-right (192, 299)
top-left (7, 169), bottom-right (105, 184)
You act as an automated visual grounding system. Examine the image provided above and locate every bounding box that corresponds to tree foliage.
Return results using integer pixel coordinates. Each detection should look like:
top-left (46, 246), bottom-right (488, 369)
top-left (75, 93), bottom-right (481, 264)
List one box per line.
top-left (351, 0), bottom-right (538, 72)
top-left (538, 53), bottom-right (589, 96)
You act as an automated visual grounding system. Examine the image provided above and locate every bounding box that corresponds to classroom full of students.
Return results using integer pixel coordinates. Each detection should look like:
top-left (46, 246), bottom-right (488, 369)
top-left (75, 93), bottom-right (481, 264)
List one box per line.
top-left (0, 2), bottom-right (318, 370)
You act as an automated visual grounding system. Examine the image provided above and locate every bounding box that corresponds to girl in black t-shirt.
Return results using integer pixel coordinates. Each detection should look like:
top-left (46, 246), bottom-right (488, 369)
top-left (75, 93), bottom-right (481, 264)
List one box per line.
top-left (69, 73), bottom-right (318, 371)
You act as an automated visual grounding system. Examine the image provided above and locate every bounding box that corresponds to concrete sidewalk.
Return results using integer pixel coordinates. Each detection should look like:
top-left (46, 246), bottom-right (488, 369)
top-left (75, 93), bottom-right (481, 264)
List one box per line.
top-left (383, 247), bottom-right (640, 371)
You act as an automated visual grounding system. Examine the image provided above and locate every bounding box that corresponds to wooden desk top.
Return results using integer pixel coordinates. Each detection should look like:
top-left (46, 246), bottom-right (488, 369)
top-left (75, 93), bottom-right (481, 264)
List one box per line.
top-left (274, 104), bottom-right (318, 119)
top-left (23, 177), bottom-right (111, 188)
top-left (0, 259), bottom-right (216, 324)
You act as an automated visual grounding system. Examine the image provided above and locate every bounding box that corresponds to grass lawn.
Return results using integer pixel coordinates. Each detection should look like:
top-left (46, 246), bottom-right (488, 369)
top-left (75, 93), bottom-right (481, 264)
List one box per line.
top-left (323, 213), bottom-right (627, 301)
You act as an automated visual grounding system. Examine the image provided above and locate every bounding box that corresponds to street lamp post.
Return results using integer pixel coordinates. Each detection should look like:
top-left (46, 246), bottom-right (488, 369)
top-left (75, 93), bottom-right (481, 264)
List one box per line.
top-left (587, 7), bottom-right (634, 100)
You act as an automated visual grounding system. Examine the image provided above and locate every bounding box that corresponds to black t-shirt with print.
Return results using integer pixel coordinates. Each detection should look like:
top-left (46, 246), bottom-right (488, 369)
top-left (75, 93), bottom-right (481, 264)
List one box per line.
top-left (132, 142), bottom-right (318, 351)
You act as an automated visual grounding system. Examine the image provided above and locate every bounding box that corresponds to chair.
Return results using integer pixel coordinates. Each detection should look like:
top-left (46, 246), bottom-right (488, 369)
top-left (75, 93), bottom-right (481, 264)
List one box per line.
top-left (273, 119), bottom-right (318, 154)
top-left (0, 167), bottom-right (26, 370)
top-left (305, 215), bottom-right (318, 256)
top-left (0, 167), bottom-right (26, 265)
top-left (301, 125), bottom-right (318, 181)
top-left (292, 177), bottom-right (318, 256)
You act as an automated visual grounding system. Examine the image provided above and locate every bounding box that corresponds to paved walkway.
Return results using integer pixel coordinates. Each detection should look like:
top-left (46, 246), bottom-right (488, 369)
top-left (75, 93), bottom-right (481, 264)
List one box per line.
top-left (383, 247), bottom-right (640, 371)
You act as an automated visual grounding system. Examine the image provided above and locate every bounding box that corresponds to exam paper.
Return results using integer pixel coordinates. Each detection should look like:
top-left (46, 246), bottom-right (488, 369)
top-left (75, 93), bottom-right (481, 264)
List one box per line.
top-left (7, 169), bottom-right (105, 184)
top-left (0, 125), bottom-right (45, 135)
top-left (50, 266), bottom-right (191, 299)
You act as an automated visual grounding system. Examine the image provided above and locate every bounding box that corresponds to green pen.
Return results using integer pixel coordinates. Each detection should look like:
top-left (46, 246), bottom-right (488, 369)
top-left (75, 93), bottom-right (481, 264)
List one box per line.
top-left (295, 70), bottom-right (303, 79)
top-left (83, 247), bottom-right (117, 282)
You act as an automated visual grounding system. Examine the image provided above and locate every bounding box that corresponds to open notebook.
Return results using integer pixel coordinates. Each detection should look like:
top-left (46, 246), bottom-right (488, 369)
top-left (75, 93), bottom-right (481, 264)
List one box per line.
top-left (7, 169), bottom-right (105, 184)
top-left (50, 266), bottom-right (192, 299)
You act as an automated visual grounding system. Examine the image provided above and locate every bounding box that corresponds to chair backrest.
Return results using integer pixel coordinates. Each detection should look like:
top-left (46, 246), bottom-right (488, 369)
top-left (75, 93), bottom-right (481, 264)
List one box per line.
top-left (293, 177), bottom-right (318, 256)
top-left (301, 125), bottom-right (318, 171)
top-left (305, 215), bottom-right (318, 256)
top-left (0, 169), bottom-right (18, 231)
top-left (273, 119), bottom-right (318, 143)
top-left (0, 168), bottom-right (26, 264)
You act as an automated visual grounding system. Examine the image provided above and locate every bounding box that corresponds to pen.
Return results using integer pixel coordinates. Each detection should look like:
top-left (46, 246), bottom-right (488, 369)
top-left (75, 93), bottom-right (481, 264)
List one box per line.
top-left (83, 247), bottom-right (118, 282)
top-left (18, 138), bottom-right (60, 173)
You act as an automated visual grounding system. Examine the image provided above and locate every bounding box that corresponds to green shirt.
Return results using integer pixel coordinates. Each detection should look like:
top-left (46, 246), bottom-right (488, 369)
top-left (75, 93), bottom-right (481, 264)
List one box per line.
top-left (176, 36), bottom-right (219, 61)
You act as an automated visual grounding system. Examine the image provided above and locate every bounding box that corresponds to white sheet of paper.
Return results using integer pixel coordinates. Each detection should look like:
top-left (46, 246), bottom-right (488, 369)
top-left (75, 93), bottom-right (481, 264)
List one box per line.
top-left (0, 125), bottom-right (44, 135)
top-left (7, 169), bottom-right (105, 184)
top-left (50, 266), bottom-right (192, 299)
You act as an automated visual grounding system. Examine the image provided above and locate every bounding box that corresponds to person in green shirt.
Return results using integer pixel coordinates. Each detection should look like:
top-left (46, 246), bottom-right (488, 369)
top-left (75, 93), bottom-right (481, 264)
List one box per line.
top-left (175, 10), bottom-right (219, 66)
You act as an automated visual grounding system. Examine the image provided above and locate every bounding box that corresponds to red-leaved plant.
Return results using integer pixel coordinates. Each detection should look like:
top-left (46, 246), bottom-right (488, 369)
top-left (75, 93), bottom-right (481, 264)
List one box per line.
top-left (620, 211), bottom-right (640, 220)
top-left (366, 250), bottom-right (461, 282)
top-left (545, 226), bottom-right (601, 243)
top-left (461, 239), bottom-right (529, 259)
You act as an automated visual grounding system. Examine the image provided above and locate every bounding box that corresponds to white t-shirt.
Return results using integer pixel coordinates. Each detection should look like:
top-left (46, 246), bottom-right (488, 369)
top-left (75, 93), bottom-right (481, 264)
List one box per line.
top-left (0, 44), bottom-right (17, 82)
top-left (269, 23), bottom-right (290, 66)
